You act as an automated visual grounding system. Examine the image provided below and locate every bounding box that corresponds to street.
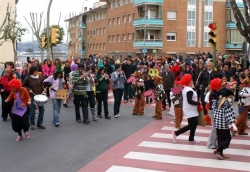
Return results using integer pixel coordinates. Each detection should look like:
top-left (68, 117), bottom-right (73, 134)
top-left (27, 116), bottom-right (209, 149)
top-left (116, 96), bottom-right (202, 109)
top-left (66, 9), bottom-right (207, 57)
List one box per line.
top-left (0, 92), bottom-right (250, 172)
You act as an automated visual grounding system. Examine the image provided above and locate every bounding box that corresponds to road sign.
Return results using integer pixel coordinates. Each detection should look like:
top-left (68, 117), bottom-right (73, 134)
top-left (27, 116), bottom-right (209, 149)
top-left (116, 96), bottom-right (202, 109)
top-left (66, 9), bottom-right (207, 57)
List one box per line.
top-left (142, 48), bottom-right (147, 54)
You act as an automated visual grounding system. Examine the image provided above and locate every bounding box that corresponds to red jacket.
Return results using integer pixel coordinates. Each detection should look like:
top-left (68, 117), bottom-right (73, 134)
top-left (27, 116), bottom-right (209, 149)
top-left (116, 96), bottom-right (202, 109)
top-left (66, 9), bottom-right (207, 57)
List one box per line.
top-left (0, 75), bottom-right (15, 92)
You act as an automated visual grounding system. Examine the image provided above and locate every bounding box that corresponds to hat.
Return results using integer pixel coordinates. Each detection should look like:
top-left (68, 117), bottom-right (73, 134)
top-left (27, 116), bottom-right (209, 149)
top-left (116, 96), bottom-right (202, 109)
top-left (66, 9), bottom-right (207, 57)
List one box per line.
top-left (56, 65), bottom-right (62, 74)
top-left (8, 79), bottom-right (22, 89)
top-left (180, 74), bottom-right (192, 86)
top-left (219, 88), bottom-right (234, 97)
top-left (210, 78), bottom-right (221, 91)
top-left (70, 64), bottom-right (78, 71)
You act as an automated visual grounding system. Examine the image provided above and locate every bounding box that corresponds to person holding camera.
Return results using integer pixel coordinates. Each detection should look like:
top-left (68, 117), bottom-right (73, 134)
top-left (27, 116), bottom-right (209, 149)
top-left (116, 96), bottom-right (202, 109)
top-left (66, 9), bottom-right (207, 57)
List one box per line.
top-left (198, 62), bottom-right (217, 115)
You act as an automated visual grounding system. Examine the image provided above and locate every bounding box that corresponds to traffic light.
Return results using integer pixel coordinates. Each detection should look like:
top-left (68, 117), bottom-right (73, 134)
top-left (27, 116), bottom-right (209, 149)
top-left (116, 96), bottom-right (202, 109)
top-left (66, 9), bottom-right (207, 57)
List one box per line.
top-left (42, 36), bottom-right (48, 48)
top-left (208, 23), bottom-right (217, 46)
top-left (51, 27), bottom-right (60, 44)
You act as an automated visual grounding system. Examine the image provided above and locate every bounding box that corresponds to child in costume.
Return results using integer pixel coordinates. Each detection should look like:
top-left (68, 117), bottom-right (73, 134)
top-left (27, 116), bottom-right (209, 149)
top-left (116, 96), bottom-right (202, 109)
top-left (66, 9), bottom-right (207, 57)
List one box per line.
top-left (171, 61), bottom-right (180, 81)
top-left (152, 75), bottom-right (165, 120)
top-left (204, 86), bottom-right (212, 125)
top-left (171, 81), bottom-right (183, 129)
top-left (5, 79), bottom-right (31, 141)
top-left (144, 75), bottom-right (154, 104)
top-left (132, 71), bottom-right (145, 116)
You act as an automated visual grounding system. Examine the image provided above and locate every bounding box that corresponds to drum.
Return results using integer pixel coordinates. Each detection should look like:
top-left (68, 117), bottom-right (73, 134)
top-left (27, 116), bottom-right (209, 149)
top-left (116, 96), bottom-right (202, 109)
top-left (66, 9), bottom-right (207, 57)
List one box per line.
top-left (56, 89), bottom-right (67, 99)
top-left (34, 94), bottom-right (48, 106)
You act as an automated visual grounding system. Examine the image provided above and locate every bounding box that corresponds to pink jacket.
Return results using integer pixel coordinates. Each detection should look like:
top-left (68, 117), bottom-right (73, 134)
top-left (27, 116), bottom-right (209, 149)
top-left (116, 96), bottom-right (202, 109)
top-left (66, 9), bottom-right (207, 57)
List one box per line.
top-left (42, 65), bottom-right (55, 77)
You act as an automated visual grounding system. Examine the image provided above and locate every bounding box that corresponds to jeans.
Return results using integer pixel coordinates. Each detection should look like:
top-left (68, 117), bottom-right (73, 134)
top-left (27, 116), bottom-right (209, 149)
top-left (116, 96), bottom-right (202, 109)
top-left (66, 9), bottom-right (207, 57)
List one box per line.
top-left (96, 89), bottom-right (109, 116)
top-left (73, 95), bottom-right (89, 121)
top-left (29, 97), bottom-right (45, 126)
top-left (1, 91), bottom-right (13, 120)
top-left (175, 116), bottom-right (198, 141)
top-left (162, 89), bottom-right (171, 107)
top-left (124, 82), bottom-right (133, 100)
top-left (52, 99), bottom-right (62, 124)
top-left (207, 110), bottom-right (217, 148)
top-left (113, 89), bottom-right (124, 115)
top-left (87, 91), bottom-right (96, 119)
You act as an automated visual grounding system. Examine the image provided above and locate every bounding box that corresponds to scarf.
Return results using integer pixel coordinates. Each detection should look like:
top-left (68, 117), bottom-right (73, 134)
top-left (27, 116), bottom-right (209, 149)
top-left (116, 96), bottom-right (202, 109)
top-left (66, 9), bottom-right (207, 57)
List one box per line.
top-left (30, 75), bottom-right (39, 79)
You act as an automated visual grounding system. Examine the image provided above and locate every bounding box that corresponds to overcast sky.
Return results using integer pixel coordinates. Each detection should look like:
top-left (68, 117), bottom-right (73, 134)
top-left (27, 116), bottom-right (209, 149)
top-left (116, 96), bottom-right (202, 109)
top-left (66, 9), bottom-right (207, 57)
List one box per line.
top-left (16, 0), bottom-right (99, 42)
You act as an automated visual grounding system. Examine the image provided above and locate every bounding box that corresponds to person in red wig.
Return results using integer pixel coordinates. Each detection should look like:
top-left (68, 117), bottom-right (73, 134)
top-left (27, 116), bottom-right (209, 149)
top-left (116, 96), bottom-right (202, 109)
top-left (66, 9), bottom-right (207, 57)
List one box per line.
top-left (5, 79), bottom-right (31, 141)
top-left (172, 74), bottom-right (201, 143)
top-left (206, 78), bottom-right (222, 149)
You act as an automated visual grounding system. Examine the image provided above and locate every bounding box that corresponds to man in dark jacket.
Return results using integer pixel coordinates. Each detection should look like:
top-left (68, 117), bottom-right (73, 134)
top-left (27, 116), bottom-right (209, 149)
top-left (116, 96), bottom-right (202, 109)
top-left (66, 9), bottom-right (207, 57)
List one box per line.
top-left (217, 63), bottom-right (232, 81)
top-left (160, 64), bottom-right (175, 110)
top-left (122, 58), bottom-right (135, 103)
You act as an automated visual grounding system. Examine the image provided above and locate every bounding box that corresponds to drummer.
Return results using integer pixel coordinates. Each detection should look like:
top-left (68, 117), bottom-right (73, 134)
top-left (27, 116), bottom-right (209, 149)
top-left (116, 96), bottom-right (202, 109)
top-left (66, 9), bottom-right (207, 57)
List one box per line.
top-left (43, 65), bottom-right (65, 127)
top-left (23, 66), bottom-right (46, 130)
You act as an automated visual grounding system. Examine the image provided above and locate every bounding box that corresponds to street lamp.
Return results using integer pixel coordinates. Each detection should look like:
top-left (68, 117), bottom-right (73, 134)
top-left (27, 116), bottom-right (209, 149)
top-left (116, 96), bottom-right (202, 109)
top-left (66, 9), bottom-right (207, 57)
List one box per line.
top-left (81, 0), bottom-right (87, 60)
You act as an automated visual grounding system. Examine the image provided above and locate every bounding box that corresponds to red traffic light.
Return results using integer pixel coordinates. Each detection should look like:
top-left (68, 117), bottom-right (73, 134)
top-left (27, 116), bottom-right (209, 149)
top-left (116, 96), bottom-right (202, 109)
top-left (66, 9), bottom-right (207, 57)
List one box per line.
top-left (208, 23), bottom-right (217, 30)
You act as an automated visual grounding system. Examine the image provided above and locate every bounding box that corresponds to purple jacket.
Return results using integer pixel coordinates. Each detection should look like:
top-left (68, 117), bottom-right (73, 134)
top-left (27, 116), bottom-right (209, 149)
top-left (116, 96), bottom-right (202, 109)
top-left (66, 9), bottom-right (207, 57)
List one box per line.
top-left (43, 75), bottom-right (65, 98)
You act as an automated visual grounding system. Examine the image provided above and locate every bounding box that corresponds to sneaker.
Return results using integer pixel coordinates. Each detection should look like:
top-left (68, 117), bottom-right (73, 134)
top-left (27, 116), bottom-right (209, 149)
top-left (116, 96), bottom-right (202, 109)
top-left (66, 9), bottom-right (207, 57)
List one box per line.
top-left (132, 113), bottom-right (137, 115)
top-left (214, 151), bottom-right (224, 160)
top-left (114, 115), bottom-right (118, 118)
top-left (172, 131), bottom-right (176, 143)
top-left (238, 133), bottom-right (248, 135)
top-left (37, 124), bottom-right (46, 129)
top-left (117, 114), bottom-right (120, 117)
top-left (222, 154), bottom-right (229, 159)
top-left (83, 120), bottom-right (90, 124)
top-left (3, 119), bottom-right (7, 122)
top-left (188, 140), bottom-right (200, 144)
top-left (105, 116), bottom-right (111, 119)
top-left (76, 119), bottom-right (82, 123)
top-left (129, 99), bottom-right (133, 103)
top-left (16, 136), bottom-right (23, 141)
top-left (55, 123), bottom-right (60, 127)
top-left (63, 104), bottom-right (68, 107)
top-left (30, 125), bottom-right (35, 130)
top-left (124, 100), bottom-right (128, 103)
top-left (93, 118), bottom-right (98, 121)
top-left (98, 115), bottom-right (103, 118)
top-left (25, 132), bottom-right (30, 138)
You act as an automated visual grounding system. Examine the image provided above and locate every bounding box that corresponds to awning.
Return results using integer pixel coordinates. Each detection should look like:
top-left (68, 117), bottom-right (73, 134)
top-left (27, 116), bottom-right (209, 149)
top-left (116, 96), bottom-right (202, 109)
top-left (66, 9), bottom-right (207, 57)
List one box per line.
top-left (135, 27), bottom-right (162, 30)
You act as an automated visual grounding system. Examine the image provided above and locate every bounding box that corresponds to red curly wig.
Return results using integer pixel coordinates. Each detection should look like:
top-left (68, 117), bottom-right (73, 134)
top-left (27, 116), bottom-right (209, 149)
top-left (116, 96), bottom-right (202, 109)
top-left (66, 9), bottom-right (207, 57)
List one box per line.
top-left (180, 74), bottom-right (192, 86)
top-left (174, 81), bottom-right (181, 85)
top-left (210, 78), bottom-right (221, 91)
top-left (8, 79), bottom-right (22, 89)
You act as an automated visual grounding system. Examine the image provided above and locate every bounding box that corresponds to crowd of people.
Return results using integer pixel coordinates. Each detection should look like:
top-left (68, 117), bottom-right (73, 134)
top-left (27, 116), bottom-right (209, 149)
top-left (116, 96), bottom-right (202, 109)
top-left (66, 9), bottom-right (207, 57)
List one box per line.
top-left (0, 52), bottom-right (249, 160)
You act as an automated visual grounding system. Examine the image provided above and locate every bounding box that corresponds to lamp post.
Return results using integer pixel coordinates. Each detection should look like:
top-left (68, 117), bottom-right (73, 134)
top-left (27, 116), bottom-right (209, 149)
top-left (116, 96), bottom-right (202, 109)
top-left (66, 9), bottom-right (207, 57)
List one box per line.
top-left (143, 3), bottom-right (146, 57)
top-left (46, 0), bottom-right (53, 59)
top-left (81, 0), bottom-right (87, 60)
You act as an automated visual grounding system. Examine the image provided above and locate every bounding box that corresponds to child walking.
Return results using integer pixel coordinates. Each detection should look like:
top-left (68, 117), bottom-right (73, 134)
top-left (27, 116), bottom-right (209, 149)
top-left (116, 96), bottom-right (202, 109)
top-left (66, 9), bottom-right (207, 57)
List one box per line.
top-left (5, 79), bottom-right (31, 141)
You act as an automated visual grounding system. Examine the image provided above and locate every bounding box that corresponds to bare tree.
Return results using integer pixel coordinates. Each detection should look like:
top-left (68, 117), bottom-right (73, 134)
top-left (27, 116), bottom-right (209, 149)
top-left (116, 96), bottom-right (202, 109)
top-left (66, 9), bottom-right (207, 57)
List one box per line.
top-left (23, 12), bottom-right (45, 62)
top-left (0, 3), bottom-right (11, 46)
top-left (65, 14), bottom-right (81, 59)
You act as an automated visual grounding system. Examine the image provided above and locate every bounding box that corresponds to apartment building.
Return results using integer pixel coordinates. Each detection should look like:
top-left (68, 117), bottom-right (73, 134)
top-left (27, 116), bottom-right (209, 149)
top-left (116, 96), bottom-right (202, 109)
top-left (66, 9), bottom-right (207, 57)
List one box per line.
top-left (67, 0), bottom-right (245, 59)
top-left (0, 0), bottom-right (18, 63)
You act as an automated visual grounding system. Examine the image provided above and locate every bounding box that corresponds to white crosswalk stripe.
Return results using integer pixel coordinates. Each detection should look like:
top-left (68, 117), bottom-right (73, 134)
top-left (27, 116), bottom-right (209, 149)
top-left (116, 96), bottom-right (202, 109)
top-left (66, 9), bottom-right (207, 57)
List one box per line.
top-left (106, 165), bottom-right (165, 172)
top-left (124, 152), bottom-right (250, 171)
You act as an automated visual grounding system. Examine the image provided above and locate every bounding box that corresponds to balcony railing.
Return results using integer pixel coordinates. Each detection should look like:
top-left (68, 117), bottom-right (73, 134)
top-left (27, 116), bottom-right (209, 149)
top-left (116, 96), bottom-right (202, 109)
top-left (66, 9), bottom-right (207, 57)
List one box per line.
top-left (134, 18), bottom-right (163, 27)
top-left (134, 0), bottom-right (164, 6)
top-left (133, 39), bottom-right (163, 48)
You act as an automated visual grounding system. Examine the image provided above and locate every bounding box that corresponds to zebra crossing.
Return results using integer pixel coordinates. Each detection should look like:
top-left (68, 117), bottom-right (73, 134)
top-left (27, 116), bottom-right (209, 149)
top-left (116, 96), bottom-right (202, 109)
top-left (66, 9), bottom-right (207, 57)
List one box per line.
top-left (79, 117), bottom-right (250, 172)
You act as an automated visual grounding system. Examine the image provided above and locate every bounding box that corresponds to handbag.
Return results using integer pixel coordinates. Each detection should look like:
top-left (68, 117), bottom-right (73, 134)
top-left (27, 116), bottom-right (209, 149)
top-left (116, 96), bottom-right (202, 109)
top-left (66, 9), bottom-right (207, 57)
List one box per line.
top-left (197, 104), bottom-right (205, 127)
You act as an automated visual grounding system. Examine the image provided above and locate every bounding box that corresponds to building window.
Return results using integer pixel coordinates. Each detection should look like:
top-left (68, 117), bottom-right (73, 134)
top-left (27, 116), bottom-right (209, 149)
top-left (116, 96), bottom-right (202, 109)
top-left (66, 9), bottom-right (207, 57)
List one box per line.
top-left (128, 14), bottom-right (132, 22)
top-left (123, 0), bottom-right (127, 5)
top-left (117, 34), bottom-right (120, 42)
top-left (100, 28), bottom-right (102, 34)
top-left (187, 31), bottom-right (195, 47)
top-left (109, 19), bottom-right (112, 26)
top-left (93, 30), bottom-right (95, 35)
top-left (166, 32), bottom-right (176, 41)
top-left (128, 33), bottom-right (131, 41)
top-left (108, 35), bottom-right (111, 42)
top-left (103, 43), bottom-right (106, 50)
top-left (123, 15), bottom-right (126, 23)
top-left (90, 44), bottom-right (92, 50)
top-left (204, 11), bottom-right (212, 27)
top-left (90, 30), bottom-right (92, 36)
top-left (117, 0), bottom-right (121, 6)
top-left (187, 10), bottom-right (196, 26)
top-left (87, 31), bottom-right (89, 36)
top-left (100, 43), bottom-right (102, 50)
top-left (117, 17), bottom-right (120, 24)
top-left (132, 33), bottom-right (134, 41)
top-left (93, 44), bottom-right (95, 50)
top-left (133, 13), bottom-right (135, 20)
top-left (226, 29), bottom-right (245, 44)
top-left (96, 43), bottom-right (99, 50)
top-left (96, 29), bottom-right (99, 35)
top-left (205, 0), bottom-right (212, 6)
top-left (113, 1), bottom-right (116, 8)
top-left (109, 2), bottom-right (112, 9)
top-left (123, 34), bottom-right (126, 41)
top-left (188, 0), bottom-right (196, 5)
top-left (204, 32), bottom-right (210, 47)
top-left (113, 18), bottom-right (116, 25)
top-left (103, 27), bottom-right (106, 34)
top-left (113, 35), bottom-right (116, 42)
top-left (167, 11), bottom-right (177, 20)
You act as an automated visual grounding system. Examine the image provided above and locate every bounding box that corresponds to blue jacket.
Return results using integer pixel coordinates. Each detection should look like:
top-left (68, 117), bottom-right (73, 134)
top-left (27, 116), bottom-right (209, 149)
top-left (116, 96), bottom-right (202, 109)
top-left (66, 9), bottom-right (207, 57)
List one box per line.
top-left (111, 71), bottom-right (127, 89)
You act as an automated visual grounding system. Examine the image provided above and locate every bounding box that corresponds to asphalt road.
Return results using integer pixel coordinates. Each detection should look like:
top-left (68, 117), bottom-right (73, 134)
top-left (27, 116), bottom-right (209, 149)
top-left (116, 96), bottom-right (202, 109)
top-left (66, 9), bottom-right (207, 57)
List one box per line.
top-left (0, 99), bottom-right (155, 172)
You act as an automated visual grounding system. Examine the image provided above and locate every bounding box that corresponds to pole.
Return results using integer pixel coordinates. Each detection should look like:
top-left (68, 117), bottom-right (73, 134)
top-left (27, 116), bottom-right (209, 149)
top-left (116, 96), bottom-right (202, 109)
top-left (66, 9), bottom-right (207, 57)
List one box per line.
top-left (244, 0), bottom-right (250, 68)
top-left (47, 0), bottom-right (53, 59)
top-left (143, 3), bottom-right (146, 57)
top-left (32, 32), bottom-right (34, 59)
top-left (213, 45), bottom-right (216, 68)
top-left (81, 0), bottom-right (85, 60)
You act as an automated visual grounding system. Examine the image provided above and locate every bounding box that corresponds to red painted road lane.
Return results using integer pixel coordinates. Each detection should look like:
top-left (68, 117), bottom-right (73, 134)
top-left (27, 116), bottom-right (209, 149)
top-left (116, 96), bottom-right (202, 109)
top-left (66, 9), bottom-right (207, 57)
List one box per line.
top-left (78, 116), bottom-right (250, 172)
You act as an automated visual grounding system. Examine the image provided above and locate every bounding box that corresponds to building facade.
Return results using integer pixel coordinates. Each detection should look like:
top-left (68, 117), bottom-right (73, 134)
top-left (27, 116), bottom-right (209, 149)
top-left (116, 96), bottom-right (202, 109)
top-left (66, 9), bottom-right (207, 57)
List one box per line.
top-left (0, 0), bottom-right (17, 63)
top-left (67, 0), bottom-right (245, 59)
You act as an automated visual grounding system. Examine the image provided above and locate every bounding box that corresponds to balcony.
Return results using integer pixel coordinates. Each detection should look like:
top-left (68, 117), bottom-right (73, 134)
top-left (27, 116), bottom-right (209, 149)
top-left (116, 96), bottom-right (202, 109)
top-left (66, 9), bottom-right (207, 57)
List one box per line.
top-left (134, 18), bottom-right (163, 27)
top-left (133, 39), bottom-right (163, 48)
top-left (81, 23), bottom-right (86, 28)
top-left (225, 42), bottom-right (242, 50)
top-left (78, 50), bottom-right (86, 55)
top-left (134, 0), bottom-right (163, 6)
